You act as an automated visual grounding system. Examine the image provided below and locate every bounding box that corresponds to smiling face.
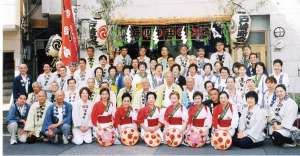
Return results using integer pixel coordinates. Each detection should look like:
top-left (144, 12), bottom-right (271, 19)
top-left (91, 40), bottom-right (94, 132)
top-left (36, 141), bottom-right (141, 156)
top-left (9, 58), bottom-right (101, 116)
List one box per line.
top-left (186, 78), bottom-right (195, 89)
top-left (170, 94), bottom-right (179, 105)
top-left (87, 78), bottom-right (95, 88)
top-left (121, 49), bottom-right (128, 57)
top-left (55, 91), bottom-right (65, 103)
top-left (276, 87), bottom-right (286, 100)
top-left (122, 97), bottom-right (131, 108)
top-left (100, 90), bottom-right (109, 101)
top-left (221, 69), bottom-right (228, 79)
top-left (43, 64), bottom-right (51, 73)
top-left (155, 65), bottom-right (162, 75)
top-left (197, 49), bottom-right (205, 57)
top-left (124, 76), bottom-right (132, 87)
top-left (116, 63), bottom-right (123, 73)
top-left (273, 63), bottom-right (282, 73)
top-left (33, 84), bottom-right (41, 94)
top-left (180, 46), bottom-right (188, 54)
top-left (189, 66), bottom-right (197, 75)
top-left (18, 95), bottom-right (27, 106)
top-left (139, 64), bottom-right (146, 73)
top-left (81, 90), bottom-right (89, 101)
top-left (59, 68), bottom-right (67, 77)
top-left (243, 47), bottom-right (251, 57)
top-left (210, 90), bottom-right (219, 102)
top-left (194, 95), bottom-right (202, 105)
top-left (266, 80), bottom-right (277, 90)
top-left (147, 94), bottom-right (156, 105)
top-left (37, 91), bottom-right (47, 104)
top-left (165, 72), bottom-right (174, 84)
top-left (204, 65), bottom-right (211, 75)
top-left (141, 78), bottom-right (149, 90)
top-left (50, 83), bottom-right (58, 92)
top-left (250, 55), bottom-right (258, 64)
top-left (19, 64), bottom-right (28, 75)
top-left (226, 78), bottom-right (235, 89)
top-left (216, 43), bottom-right (224, 51)
top-left (247, 97), bottom-right (256, 106)
top-left (167, 57), bottom-right (175, 67)
top-left (219, 94), bottom-right (228, 105)
top-left (215, 63), bottom-right (222, 73)
top-left (205, 83), bottom-right (213, 93)
top-left (109, 68), bottom-right (116, 77)
top-left (256, 65), bottom-right (263, 75)
top-left (172, 66), bottom-right (179, 75)
top-left (246, 80), bottom-right (255, 89)
top-left (238, 66), bottom-right (246, 77)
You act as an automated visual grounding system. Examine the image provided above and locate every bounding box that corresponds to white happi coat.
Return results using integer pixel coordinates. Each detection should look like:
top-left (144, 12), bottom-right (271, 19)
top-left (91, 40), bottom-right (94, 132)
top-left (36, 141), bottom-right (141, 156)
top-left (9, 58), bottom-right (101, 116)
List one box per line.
top-left (254, 74), bottom-right (268, 105)
top-left (270, 72), bottom-right (289, 92)
top-left (239, 105), bottom-right (267, 143)
top-left (113, 54), bottom-right (132, 67)
top-left (224, 89), bottom-right (247, 113)
top-left (210, 51), bottom-right (233, 73)
top-left (92, 64), bottom-right (110, 79)
top-left (202, 73), bottom-right (217, 84)
top-left (197, 57), bottom-right (210, 70)
top-left (85, 56), bottom-right (99, 70)
top-left (131, 73), bottom-right (152, 89)
top-left (138, 56), bottom-right (151, 69)
top-left (74, 69), bottom-right (93, 90)
top-left (72, 99), bottom-right (94, 128)
top-left (187, 74), bottom-right (205, 92)
top-left (235, 75), bottom-right (248, 93)
top-left (190, 106), bottom-right (212, 133)
top-left (214, 77), bottom-right (228, 92)
top-left (64, 89), bottom-right (80, 106)
top-left (37, 72), bottom-right (57, 91)
top-left (56, 75), bottom-right (70, 93)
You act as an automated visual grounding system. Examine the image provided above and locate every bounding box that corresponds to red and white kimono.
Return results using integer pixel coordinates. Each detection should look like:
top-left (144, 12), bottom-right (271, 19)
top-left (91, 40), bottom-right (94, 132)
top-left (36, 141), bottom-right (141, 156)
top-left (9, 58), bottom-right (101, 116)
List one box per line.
top-left (164, 104), bottom-right (188, 133)
top-left (114, 105), bottom-right (138, 132)
top-left (91, 100), bottom-right (116, 137)
top-left (188, 104), bottom-right (212, 134)
top-left (137, 104), bottom-right (164, 139)
top-left (212, 103), bottom-right (239, 136)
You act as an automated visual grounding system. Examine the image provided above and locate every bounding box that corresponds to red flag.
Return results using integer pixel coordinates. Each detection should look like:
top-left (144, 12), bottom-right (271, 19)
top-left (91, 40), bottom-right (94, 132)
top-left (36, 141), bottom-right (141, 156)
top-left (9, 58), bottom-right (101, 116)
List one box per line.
top-left (61, 0), bottom-right (78, 65)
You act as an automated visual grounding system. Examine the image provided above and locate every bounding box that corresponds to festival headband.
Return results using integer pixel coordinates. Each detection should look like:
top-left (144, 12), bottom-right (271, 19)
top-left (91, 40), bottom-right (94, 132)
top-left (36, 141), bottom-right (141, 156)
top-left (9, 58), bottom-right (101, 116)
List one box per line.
top-left (69, 62), bottom-right (77, 66)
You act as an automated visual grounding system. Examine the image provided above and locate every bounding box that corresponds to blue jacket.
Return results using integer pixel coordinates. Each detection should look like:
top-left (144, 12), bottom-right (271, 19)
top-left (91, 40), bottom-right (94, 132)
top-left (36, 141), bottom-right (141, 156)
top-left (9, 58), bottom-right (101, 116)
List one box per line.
top-left (246, 66), bottom-right (268, 77)
top-left (41, 101), bottom-right (72, 133)
top-left (6, 102), bottom-right (30, 128)
top-left (12, 74), bottom-right (33, 100)
top-left (182, 88), bottom-right (199, 110)
top-left (117, 72), bottom-right (124, 95)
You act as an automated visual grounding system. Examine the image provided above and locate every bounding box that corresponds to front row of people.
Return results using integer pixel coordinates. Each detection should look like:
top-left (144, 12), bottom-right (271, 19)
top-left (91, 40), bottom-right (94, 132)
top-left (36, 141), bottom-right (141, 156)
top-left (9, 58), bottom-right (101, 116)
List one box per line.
top-left (6, 84), bottom-right (300, 148)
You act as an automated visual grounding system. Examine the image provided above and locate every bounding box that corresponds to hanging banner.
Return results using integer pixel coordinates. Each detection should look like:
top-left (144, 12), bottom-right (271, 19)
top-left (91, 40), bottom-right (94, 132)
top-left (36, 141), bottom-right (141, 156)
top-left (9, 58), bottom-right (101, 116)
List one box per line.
top-left (61, 0), bottom-right (78, 65)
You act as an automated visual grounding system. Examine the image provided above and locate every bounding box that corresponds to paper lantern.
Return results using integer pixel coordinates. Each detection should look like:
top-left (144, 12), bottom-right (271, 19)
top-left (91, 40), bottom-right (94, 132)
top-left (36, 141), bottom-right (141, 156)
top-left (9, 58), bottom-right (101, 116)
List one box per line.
top-left (230, 12), bottom-right (251, 43)
top-left (143, 28), bottom-right (151, 38)
top-left (165, 28), bottom-right (174, 38)
top-left (190, 27), bottom-right (198, 37)
top-left (89, 20), bottom-right (107, 46)
top-left (45, 34), bottom-right (62, 57)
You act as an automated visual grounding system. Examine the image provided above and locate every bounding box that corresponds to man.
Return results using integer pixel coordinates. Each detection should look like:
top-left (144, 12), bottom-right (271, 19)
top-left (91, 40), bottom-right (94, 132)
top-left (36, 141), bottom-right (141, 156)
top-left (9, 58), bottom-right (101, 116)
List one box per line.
top-left (54, 61), bottom-right (62, 77)
top-left (132, 78), bottom-right (155, 113)
top-left (92, 55), bottom-right (110, 78)
top-left (146, 59), bottom-right (157, 76)
top-left (37, 62), bottom-right (57, 92)
top-left (68, 62), bottom-right (77, 77)
top-left (95, 82), bottom-right (117, 106)
top-left (113, 46), bottom-right (132, 66)
top-left (115, 63), bottom-right (123, 81)
top-left (210, 42), bottom-right (233, 73)
top-left (197, 48), bottom-right (210, 70)
top-left (157, 46), bottom-right (169, 70)
top-left (74, 58), bottom-right (93, 89)
top-left (41, 90), bottom-right (72, 144)
top-left (24, 91), bottom-right (52, 143)
top-left (13, 64), bottom-right (33, 101)
top-left (26, 82), bottom-right (41, 105)
top-left (155, 71), bottom-right (183, 109)
top-left (182, 77), bottom-right (198, 110)
top-left (130, 59), bottom-right (139, 77)
top-left (246, 53), bottom-right (268, 77)
top-left (182, 55), bottom-right (204, 78)
top-left (46, 82), bottom-right (59, 103)
top-left (175, 45), bottom-right (190, 71)
top-left (6, 93), bottom-right (30, 144)
top-left (117, 65), bottom-right (131, 94)
top-left (56, 66), bottom-right (70, 93)
top-left (162, 56), bottom-right (175, 76)
top-left (87, 78), bottom-right (100, 103)
top-left (85, 47), bottom-right (99, 69)
top-left (116, 75), bottom-right (138, 108)
top-left (137, 46), bottom-right (150, 69)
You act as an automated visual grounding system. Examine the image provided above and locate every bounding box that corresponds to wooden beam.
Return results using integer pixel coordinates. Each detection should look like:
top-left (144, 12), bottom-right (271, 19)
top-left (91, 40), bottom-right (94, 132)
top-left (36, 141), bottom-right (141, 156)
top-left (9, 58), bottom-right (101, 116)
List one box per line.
top-left (31, 20), bottom-right (48, 28)
top-left (111, 15), bottom-right (231, 25)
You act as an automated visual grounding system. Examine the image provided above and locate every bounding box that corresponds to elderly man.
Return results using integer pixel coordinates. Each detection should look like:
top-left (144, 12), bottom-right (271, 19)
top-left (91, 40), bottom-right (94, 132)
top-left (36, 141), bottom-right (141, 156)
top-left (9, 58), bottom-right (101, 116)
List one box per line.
top-left (13, 64), bottom-right (33, 101)
top-left (6, 93), bottom-right (30, 144)
top-left (182, 55), bottom-right (204, 78)
top-left (155, 71), bottom-right (182, 109)
top-left (41, 90), bottom-right (72, 144)
top-left (210, 41), bottom-right (233, 73)
top-left (132, 78), bottom-right (155, 113)
top-left (24, 91), bottom-right (52, 143)
top-left (37, 62), bottom-right (57, 92)
top-left (46, 82), bottom-right (59, 103)
top-left (182, 77), bottom-right (199, 110)
top-left (87, 78), bottom-right (100, 103)
top-left (175, 44), bottom-right (190, 71)
top-left (115, 63), bottom-right (123, 82)
top-left (85, 47), bottom-right (99, 69)
top-left (56, 66), bottom-right (70, 93)
top-left (113, 46), bottom-right (132, 66)
top-left (74, 58), bottom-right (93, 89)
top-left (91, 55), bottom-right (110, 78)
top-left (27, 82), bottom-right (41, 105)
top-left (95, 82), bottom-right (117, 106)
top-left (196, 48), bottom-right (210, 70)
top-left (116, 75), bottom-right (138, 108)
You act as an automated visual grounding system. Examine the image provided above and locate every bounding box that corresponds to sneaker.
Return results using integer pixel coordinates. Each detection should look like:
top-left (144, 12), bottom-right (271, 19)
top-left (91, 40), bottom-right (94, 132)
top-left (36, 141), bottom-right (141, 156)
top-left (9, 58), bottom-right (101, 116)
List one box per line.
top-left (53, 134), bottom-right (58, 144)
top-left (206, 138), bottom-right (211, 144)
top-left (63, 135), bottom-right (69, 144)
top-left (282, 142), bottom-right (297, 147)
top-left (114, 138), bottom-right (121, 145)
top-left (10, 138), bottom-right (17, 145)
top-left (181, 140), bottom-right (189, 147)
top-left (295, 136), bottom-right (300, 145)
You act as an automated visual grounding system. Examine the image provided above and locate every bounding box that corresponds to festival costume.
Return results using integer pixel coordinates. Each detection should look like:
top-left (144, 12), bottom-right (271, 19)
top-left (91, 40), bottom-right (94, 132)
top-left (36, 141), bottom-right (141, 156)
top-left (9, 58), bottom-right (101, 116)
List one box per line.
top-left (117, 86), bottom-right (138, 108)
top-left (113, 54), bottom-right (132, 67)
top-left (37, 72), bottom-right (57, 91)
top-left (182, 88), bottom-right (198, 110)
top-left (74, 69), bottom-right (93, 90)
top-left (85, 56), bottom-right (99, 70)
top-left (197, 57), bottom-right (210, 71)
top-left (95, 90), bottom-right (117, 107)
top-left (270, 72), bottom-right (289, 92)
top-left (155, 83), bottom-right (183, 109)
top-left (235, 75), bottom-right (248, 93)
top-left (64, 89), bottom-right (80, 106)
top-left (131, 88), bottom-right (155, 111)
top-left (149, 74), bottom-right (164, 91)
top-left (210, 51), bottom-right (233, 73)
top-left (132, 72), bottom-right (152, 89)
top-left (138, 56), bottom-right (151, 69)
top-left (114, 105), bottom-right (138, 134)
top-left (92, 64), bottom-right (110, 79)
top-left (164, 104), bottom-right (189, 136)
top-left (187, 74), bottom-right (205, 92)
top-left (224, 89), bottom-right (247, 113)
top-left (12, 74), bottom-right (33, 100)
top-left (56, 75), bottom-right (70, 93)
top-left (88, 88), bottom-right (100, 103)
top-left (175, 55), bottom-right (190, 72)
top-left (26, 93), bottom-right (39, 105)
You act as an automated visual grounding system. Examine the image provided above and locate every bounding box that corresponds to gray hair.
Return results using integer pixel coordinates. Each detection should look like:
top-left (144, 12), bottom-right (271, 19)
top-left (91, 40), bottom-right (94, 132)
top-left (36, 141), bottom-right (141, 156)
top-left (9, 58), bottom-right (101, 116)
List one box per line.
top-left (186, 77), bottom-right (195, 82)
top-left (190, 55), bottom-right (197, 60)
top-left (51, 81), bottom-right (58, 86)
top-left (38, 90), bottom-right (47, 96)
top-left (32, 82), bottom-right (40, 88)
top-left (123, 75), bottom-right (132, 82)
top-left (140, 78), bottom-right (149, 83)
top-left (56, 61), bottom-right (63, 66)
top-left (88, 77), bottom-right (95, 83)
top-left (165, 71), bottom-right (174, 77)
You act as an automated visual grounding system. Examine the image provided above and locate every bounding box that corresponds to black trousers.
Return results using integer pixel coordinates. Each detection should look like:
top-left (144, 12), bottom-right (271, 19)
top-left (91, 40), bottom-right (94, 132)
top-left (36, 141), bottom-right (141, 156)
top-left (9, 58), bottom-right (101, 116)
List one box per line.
top-left (233, 134), bottom-right (263, 149)
top-left (271, 131), bottom-right (294, 146)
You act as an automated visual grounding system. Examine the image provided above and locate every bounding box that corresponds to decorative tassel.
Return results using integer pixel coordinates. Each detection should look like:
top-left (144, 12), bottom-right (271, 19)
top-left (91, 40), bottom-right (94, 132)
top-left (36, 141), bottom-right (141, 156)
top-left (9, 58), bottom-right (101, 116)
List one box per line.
top-left (186, 24), bottom-right (192, 50)
top-left (138, 26), bottom-right (142, 49)
top-left (172, 25), bottom-right (176, 47)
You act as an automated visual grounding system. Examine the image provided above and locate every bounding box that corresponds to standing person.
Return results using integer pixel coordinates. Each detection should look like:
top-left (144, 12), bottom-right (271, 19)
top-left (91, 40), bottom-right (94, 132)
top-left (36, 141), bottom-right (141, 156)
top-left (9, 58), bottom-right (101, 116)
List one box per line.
top-left (246, 53), bottom-right (268, 77)
top-left (210, 42), bottom-right (233, 73)
top-left (117, 65), bottom-right (131, 95)
top-left (64, 78), bottom-right (80, 105)
top-left (171, 64), bottom-right (186, 91)
top-left (26, 82), bottom-right (41, 105)
top-left (41, 90), bottom-right (72, 144)
top-left (149, 64), bottom-right (164, 91)
top-left (157, 46), bottom-right (169, 70)
top-left (202, 63), bottom-right (216, 84)
top-left (117, 76), bottom-right (138, 108)
top-left (203, 81), bottom-right (214, 101)
top-left (74, 58), bottom-right (93, 89)
top-left (215, 67), bottom-right (230, 92)
top-left (162, 56), bottom-right (176, 76)
top-left (235, 64), bottom-right (248, 93)
top-left (187, 64), bottom-right (205, 92)
top-left (270, 84), bottom-right (299, 147)
top-left (212, 91), bottom-right (239, 137)
top-left (56, 66), bottom-right (70, 93)
top-left (132, 78), bottom-right (155, 113)
top-left (68, 62), bottom-right (77, 78)
top-left (92, 55), bottom-right (110, 78)
top-left (6, 93), bottom-right (30, 144)
top-left (87, 78), bottom-right (100, 103)
top-left (137, 46), bottom-right (150, 69)
top-left (196, 48), bottom-right (210, 71)
top-left (240, 45), bottom-right (252, 68)
top-left (46, 82), bottom-right (59, 103)
top-left (13, 64), bottom-right (33, 101)
top-left (85, 47), bottom-right (99, 70)
top-left (113, 46), bottom-right (132, 66)
top-left (24, 91), bottom-right (52, 144)
top-left (182, 77), bottom-right (199, 110)
top-left (132, 62), bottom-right (151, 89)
top-left (182, 55), bottom-right (204, 78)
top-left (129, 59), bottom-right (139, 78)
top-left (37, 62), bottom-right (57, 92)
top-left (270, 59), bottom-right (289, 92)
top-left (233, 91), bottom-right (266, 149)
top-left (175, 45), bottom-right (190, 71)
top-left (72, 87), bottom-right (94, 145)
top-left (146, 59), bottom-right (157, 76)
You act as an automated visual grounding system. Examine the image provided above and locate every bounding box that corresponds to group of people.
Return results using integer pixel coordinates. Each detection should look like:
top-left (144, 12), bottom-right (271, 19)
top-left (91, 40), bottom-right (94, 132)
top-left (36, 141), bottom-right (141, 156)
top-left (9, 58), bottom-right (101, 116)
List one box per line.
top-left (7, 42), bottom-right (300, 149)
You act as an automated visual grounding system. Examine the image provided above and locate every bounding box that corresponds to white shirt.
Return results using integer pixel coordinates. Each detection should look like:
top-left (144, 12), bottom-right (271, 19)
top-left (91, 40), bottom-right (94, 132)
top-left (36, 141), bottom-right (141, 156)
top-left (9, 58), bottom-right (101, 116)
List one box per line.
top-left (21, 74), bottom-right (28, 93)
top-left (130, 69), bottom-right (139, 78)
top-left (37, 72), bottom-right (58, 91)
top-left (113, 54), bottom-right (132, 66)
top-left (57, 107), bottom-right (63, 123)
top-left (188, 90), bottom-right (195, 102)
top-left (163, 86), bottom-right (173, 108)
top-left (20, 106), bottom-right (25, 116)
top-left (74, 69), bottom-right (93, 90)
top-left (137, 56), bottom-right (151, 69)
top-left (91, 64), bottom-right (110, 78)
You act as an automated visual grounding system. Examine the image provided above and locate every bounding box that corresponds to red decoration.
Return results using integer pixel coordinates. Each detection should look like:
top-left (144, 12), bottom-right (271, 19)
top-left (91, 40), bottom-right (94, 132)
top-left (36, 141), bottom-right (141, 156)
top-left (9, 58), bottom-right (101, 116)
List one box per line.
top-left (190, 27), bottom-right (198, 37)
top-left (176, 27), bottom-right (183, 37)
top-left (165, 28), bottom-right (174, 38)
top-left (132, 28), bottom-right (141, 39)
top-left (143, 28), bottom-right (151, 38)
top-left (97, 25), bottom-right (107, 40)
top-left (157, 28), bottom-right (163, 38)
top-left (200, 26), bottom-right (209, 36)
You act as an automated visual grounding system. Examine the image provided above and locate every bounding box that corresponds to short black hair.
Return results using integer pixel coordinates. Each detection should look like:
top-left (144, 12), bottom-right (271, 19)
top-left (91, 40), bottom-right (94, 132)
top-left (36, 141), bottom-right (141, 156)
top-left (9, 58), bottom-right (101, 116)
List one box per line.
top-left (79, 58), bottom-right (87, 64)
top-left (99, 55), bottom-right (107, 61)
top-left (79, 87), bottom-right (91, 98)
top-left (242, 45), bottom-right (251, 51)
top-left (150, 59), bottom-right (157, 63)
top-left (42, 61), bottom-right (51, 68)
top-left (203, 63), bottom-right (212, 71)
top-left (146, 92), bottom-right (157, 100)
top-left (245, 91), bottom-right (258, 104)
top-left (140, 46), bottom-right (147, 51)
top-left (60, 66), bottom-right (67, 71)
top-left (193, 91), bottom-right (203, 100)
top-left (273, 59), bottom-right (283, 66)
top-left (123, 65), bottom-right (131, 73)
top-left (100, 82), bottom-right (109, 88)
top-left (18, 93), bottom-right (28, 100)
top-left (254, 62), bottom-right (266, 73)
top-left (100, 88), bottom-right (110, 97)
top-left (67, 78), bottom-right (76, 84)
top-left (249, 53), bottom-right (258, 58)
top-left (161, 46), bottom-right (169, 51)
top-left (108, 66), bottom-right (117, 73)
top-left (220, 67), bottom-right (230, 75)
top-left (167, 56), bottom-right (175, 61)
top-left (275, 84), bottom-right (286, 92)
top-left (87, 46), bottom-right (95, 51)
top-left (210, 88), bottom-right (219, 94)
top-left (131, 58), bottom-right (139, 64)
top-left (232, 62), bottom-right (241, 73)
top-left (265, 76), bottom-right (277, 84)
top-left (171, 64), bottom-right (181, 72)
top-left (188, 64), bottom-right (198, 72)
top-left (219, 91), bottom-right (229, 99)
top-left (155, 64), bottom-right (163, 70)
top-left (204, 81), bottom-right (214, 89)
top-left (94, 67), bottom-right (104, 76)
top-left (138, 62), bottom-right (147, 69)
top-left (122, 92), bottom-right (132, 102)
top-left (226, 76), bottom-right (236, 83)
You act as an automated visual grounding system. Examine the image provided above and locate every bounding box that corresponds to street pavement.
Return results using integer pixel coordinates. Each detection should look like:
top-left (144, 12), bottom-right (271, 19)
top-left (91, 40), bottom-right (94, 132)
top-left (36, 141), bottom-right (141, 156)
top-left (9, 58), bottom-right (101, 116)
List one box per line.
top-left (3, 125), bottom-right (300, 155)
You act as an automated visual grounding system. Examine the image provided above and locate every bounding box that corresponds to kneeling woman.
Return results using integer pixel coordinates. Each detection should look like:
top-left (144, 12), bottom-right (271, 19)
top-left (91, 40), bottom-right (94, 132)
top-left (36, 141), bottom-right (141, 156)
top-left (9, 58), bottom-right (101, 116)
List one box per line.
top-left (212, 91), bottom-right (239, 137)
top-left (137, 92), bottom-right (164, 141)
top-left (270, 84), bottom-right (299, 147)
top-left (233, 91), bottom-right (266, 149)
top-left (187, 91), bottom-right (212, 141)
top-left (72, 87), bottom-right (94, 145)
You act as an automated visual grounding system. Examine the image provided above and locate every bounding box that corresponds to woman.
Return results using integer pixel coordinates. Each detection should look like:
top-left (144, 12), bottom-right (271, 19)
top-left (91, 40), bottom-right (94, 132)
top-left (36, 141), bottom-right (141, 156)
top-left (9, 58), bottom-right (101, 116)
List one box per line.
top-left (186, 91), bottom-right (212, 141)
top-left (270, 84), bottom-right (298, 147)
top-left (64, 78), bottom-right (79, 105)
top-left (132, 62), bottom-right (151, 88)
top-left (94, 67), bottom-right (107, 89)
top-left (72, 87), bottom-right (94, 145)
top-left (233, 91), bottom-right (266, 149)
top-left (270, 59), bottom-right (289, 92)
top-left (91, 88), bottom-right (120, 144)
top-left (107, 66), bottom-right (118, 94)
top-left (137, 92), bottom-right (164, 141)
top-left (164, 91), bottom-right (188, 145)
top-left (254, 62), bottom-right (268, 103)
top-left (202, 63), bottom-right (216, 84)
top-left (114, 93), bottom-right (138, 135)
top-left (150, 64), bottom-right (164, 91)
top-left (212, 91), bottom-right (238, 137)
top-left (187, 64), bottom-right (205, 92)
top-left (215, 67), bottom-right (230, 92)
top-left (224, 76), bottom-right (246, 114)
top-left (171, 64), bottom-right (186, 91)
top-left (213, 61), bottom-right (223, 77)
top-left (245, 78), bottom-right (262, 106)
top-left (235, 64), bottom-right (248, 93)
top-left (240, 45), bottom-right (252, 68)
top-left (231, 62), bottom-right (241, 79)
